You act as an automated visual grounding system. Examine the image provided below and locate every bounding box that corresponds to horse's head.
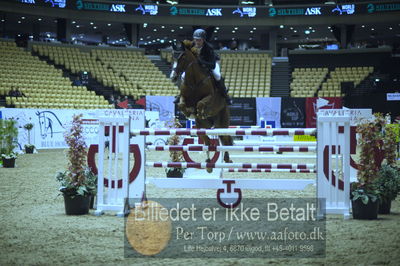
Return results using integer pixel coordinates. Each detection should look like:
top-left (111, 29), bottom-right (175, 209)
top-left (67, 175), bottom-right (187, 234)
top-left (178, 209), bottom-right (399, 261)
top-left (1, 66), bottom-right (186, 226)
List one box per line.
top-left (36, 111), bottom-right (46, 138)
top-left (172, 40), bottom-right (198, 78)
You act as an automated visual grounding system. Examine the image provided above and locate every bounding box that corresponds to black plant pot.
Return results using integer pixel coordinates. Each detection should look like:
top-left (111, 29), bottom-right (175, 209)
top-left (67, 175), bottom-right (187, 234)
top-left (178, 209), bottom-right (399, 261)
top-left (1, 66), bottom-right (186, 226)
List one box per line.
top-left (63, 194), bottom-right (91, 215)
top-left (352, 199), bottom-right (379, 220)
top-left (25, 146), bottom-right (34, 154)
top-left (378, 200), bottom-right (392, 214)
top-left (2, 158), bottom-right (16, 168)
top-left (166, 169), bottom-right (183, 178)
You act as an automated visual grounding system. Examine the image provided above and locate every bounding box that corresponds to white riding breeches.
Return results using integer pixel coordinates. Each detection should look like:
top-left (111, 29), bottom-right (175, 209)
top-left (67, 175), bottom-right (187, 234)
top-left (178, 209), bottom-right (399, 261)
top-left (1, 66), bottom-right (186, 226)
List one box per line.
top-left (170, 61), bottom-right (178, 79)
top-left (212, 62), bottom-right (221, 81)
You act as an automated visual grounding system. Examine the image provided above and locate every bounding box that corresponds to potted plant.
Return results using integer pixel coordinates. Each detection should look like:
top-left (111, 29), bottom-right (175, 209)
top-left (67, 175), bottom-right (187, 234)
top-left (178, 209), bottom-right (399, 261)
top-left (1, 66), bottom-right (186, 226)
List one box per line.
top-left (351, 113), bottom-right (386, 219)
top-left (373, 119), bottom-right (400, 214)
top-left (0, 118), bottom-right (18, 168)
top-left (374, 164), bottom-right (400, 214)
top-left (56, 114), bottom-right (97, 215)
top-left (23, 122), bottom-right (35, 154)
top-left (165, 117), bottom-right (186, 178)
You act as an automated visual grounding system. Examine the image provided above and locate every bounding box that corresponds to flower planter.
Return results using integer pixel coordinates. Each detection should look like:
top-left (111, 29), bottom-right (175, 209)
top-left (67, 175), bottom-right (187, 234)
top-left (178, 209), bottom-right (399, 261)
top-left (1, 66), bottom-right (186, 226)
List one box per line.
top-left (25, 146), bottom-right (34, 154)
top-left (352, 199), bottom-right (379, 220)
top-left (63, 194), bottom-right (91, 215)
top-left (378, 200), bottom-right (392, 214)
top-left (2, 158), bottom-right (16, 168)
top-left (166, 169), bottom-right (183, 178)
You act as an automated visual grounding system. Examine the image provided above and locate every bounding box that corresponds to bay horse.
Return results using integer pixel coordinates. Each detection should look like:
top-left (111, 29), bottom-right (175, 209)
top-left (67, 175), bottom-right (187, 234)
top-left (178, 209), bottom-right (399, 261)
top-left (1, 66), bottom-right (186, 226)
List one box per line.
top-left (173, 40), bottom-right (233, 171)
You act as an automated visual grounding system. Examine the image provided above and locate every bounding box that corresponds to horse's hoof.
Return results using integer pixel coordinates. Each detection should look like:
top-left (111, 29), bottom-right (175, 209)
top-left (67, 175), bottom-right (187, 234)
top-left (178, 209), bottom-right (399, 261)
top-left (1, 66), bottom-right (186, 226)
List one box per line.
top-left (225, 160), bottom-right (233, 163)
top-left (206, 168), bottom-right (213, 173)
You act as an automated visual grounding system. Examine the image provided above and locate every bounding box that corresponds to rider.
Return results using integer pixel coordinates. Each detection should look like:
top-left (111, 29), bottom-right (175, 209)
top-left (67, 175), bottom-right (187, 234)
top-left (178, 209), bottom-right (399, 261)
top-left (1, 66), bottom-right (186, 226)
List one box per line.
top-left (171, 28), bottom-right (232, 105)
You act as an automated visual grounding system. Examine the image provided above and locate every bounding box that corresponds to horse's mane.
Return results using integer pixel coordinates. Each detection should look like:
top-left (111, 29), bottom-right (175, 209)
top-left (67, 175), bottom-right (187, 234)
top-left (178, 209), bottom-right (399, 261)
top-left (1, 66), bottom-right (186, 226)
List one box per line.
top-left (182, 40), bottom-right (200, 57)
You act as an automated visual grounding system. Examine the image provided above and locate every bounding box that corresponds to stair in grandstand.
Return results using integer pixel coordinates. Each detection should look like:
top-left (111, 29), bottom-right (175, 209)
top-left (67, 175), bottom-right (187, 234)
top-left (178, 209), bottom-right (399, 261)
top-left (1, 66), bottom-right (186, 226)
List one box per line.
top-left (315, 68), bottom-right (332, 97)
top-left (86, 76), bottom-right (121, 101)
top-left (147, 55), bottom-right (171, 78)
top-left (0, 96), bottom-right (6, 107)
top-left (354, 72), bottom-right (387, 96)
top-left (270, 57), bottom-right (290, 97)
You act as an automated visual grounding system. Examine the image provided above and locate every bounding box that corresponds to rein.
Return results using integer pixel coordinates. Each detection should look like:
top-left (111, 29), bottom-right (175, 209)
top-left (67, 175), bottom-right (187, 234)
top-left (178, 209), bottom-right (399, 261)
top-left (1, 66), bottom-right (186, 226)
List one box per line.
top-left (177, 51), bottom-right (212, 92)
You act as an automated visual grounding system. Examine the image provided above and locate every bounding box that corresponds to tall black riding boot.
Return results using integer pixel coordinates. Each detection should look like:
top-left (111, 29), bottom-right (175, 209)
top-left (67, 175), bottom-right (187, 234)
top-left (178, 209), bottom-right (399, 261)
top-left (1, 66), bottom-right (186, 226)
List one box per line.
top-left (173, 95), bottom-right (180, 104)
top-left (216, 78), bottom-right (232, 105)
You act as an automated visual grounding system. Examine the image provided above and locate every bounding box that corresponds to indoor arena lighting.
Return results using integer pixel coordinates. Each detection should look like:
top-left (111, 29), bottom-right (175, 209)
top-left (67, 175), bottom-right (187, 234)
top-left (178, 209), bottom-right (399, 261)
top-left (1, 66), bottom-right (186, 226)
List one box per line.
top-left (107, 23), bottom-right (111, 26)
top-left (166, 1), bottom-right (178, 5)
top-left (280, 25), bottom-right (284, 28)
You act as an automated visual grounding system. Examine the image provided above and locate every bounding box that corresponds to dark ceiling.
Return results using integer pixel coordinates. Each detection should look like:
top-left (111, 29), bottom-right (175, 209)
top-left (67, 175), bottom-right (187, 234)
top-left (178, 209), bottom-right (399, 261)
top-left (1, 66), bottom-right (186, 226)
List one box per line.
top-left (1, 1), bottom-right (400, 48)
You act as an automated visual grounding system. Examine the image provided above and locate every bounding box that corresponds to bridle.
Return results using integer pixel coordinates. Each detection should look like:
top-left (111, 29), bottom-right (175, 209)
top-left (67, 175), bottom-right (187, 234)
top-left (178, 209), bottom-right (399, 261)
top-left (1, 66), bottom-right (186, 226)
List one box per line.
top-left (174, 49), bottom-right (211, 91)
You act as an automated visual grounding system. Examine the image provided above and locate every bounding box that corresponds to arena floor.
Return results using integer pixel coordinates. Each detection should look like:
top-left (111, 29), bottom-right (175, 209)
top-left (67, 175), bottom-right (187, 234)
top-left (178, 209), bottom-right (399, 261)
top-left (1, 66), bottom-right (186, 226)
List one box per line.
top-left (0, 149), bottom-right (399, 265)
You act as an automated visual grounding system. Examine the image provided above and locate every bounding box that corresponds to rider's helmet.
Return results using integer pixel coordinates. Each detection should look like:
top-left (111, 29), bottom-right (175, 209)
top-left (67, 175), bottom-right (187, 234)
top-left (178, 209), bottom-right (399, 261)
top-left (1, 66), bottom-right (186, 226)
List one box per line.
top-left (193, 29), bottom-right (206, 40)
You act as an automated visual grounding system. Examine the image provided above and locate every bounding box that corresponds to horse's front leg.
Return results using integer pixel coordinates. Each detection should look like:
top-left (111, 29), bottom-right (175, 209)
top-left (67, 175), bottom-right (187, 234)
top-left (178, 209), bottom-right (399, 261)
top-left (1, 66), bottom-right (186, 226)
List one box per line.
top-left (177, 97), bottom-right (195, 118)
top-left (196, 95), bottom-right (213, 119)
top-left (199, 135), bottom-right (213, 173)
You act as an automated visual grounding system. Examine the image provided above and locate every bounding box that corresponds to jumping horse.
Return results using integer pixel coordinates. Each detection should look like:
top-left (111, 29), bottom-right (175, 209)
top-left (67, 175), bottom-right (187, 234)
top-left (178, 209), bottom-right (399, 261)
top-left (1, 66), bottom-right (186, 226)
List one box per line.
top-left (173, 40), bottom-right (233, 172)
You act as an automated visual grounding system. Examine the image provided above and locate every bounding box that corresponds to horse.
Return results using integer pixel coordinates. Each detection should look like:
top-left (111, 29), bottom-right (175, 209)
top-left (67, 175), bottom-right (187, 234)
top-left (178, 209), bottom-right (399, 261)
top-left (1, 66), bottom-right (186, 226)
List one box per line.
top-left (173, 40), bottom-right (233, 171)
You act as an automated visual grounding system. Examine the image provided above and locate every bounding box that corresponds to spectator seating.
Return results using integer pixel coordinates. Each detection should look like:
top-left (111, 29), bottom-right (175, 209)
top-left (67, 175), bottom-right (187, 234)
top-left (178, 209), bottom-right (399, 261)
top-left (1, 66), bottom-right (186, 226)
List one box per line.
top-left (318, 66), bottom-right (373, 97)
top-left (92, 49), bottom-right (177, 97)
top-left (34, 43), bottom-right (178, 99)
top-left (1, 40), bottom-right (111, 109)
top-left (219, 52), bottom-right (272, 98)
top-left (290, 68), bottom-right (328, 97)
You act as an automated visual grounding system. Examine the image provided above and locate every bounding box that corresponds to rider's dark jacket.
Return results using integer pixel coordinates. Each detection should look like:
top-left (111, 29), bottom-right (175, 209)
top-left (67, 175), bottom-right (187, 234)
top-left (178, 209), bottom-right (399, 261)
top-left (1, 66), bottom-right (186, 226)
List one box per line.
top-left (196, 42), bottom-right (218, 70)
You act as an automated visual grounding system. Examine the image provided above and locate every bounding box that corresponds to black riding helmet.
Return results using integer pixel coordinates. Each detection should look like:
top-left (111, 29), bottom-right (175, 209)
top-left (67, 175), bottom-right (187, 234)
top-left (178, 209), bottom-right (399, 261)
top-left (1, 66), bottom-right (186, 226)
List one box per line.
top-left (193, 29), bottom-right (206, 40)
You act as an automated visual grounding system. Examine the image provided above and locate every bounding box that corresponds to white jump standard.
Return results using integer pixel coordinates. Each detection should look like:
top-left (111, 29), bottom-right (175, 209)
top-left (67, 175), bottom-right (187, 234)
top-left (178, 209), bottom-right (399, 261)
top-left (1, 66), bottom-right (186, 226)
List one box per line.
top-left (93, 112), bottom-right (351, 219)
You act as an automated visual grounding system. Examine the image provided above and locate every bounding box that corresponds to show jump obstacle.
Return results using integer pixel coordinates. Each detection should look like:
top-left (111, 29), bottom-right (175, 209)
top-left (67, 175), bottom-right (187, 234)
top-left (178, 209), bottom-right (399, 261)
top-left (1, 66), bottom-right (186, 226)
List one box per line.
top-left (88, 112), bottom-right (351, 219)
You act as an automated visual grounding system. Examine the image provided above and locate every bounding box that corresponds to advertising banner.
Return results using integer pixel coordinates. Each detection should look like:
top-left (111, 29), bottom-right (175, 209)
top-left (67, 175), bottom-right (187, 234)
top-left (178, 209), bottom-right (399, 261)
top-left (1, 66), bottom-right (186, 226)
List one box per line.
top-left (256, 97), bottom-right (281, 128)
